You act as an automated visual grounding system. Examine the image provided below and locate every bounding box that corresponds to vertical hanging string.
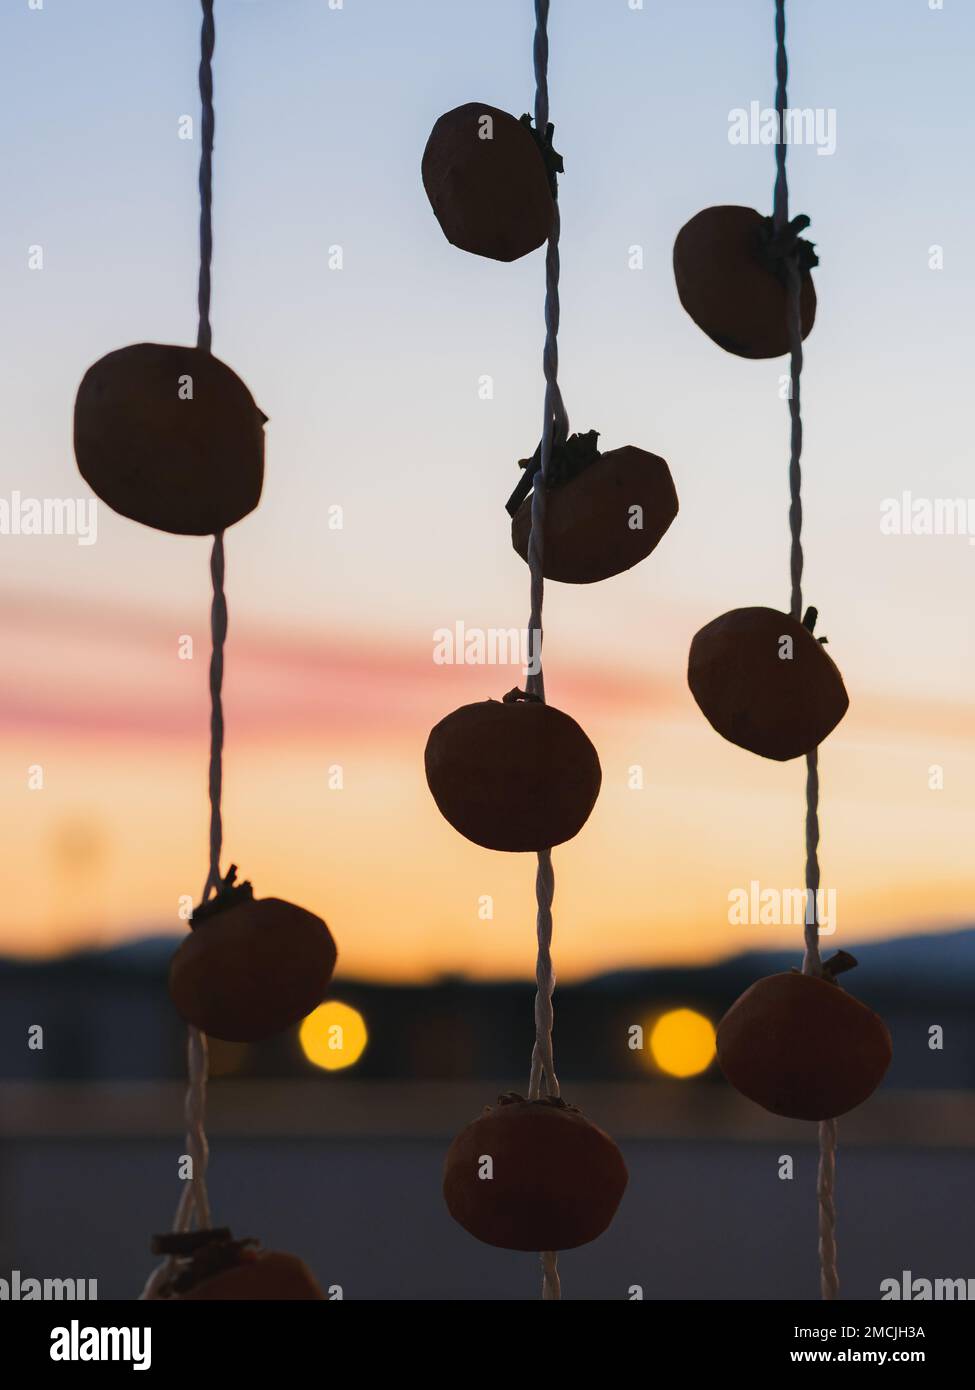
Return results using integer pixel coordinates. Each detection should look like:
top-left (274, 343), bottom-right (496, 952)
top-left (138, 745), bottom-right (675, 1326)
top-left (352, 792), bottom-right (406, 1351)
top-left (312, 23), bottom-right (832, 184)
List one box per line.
top-left (174, 525), bottom-right (226, 1240)
top-left (771, 0), bottom-right (789, 236)
top-left (186, 0), bottom-right (219, 1241)
top-left (203, 533), bottom-right (226, 902)
top-left (183, 0), bottom-right (219, 1245)
top-left (141, 0), bottom-right (220, 1297)
top-left (525, 0), bottom-right (568, 1303)
top-left (178, 1027), bottom-right (212, 1230)
top-left (773, 0), bottom-right (838, 1302)
top-left (197, 0), bottom-right (215, 356)
top-left (773, 0), bottom-right (805, 635)
top-left (816, 1117), bottom-right (838, 1299)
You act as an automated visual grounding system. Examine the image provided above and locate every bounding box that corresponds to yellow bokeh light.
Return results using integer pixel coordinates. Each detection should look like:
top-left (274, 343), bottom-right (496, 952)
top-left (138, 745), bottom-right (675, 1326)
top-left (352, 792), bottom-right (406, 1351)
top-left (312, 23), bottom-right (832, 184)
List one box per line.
top-left (299, 1001), bottom-right (368, 1072)
top-left (649, 1008), bottom-right (716, 1078)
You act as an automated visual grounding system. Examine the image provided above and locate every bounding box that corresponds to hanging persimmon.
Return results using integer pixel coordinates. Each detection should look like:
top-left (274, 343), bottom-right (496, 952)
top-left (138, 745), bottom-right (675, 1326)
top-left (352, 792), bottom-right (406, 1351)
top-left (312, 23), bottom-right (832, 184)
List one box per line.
top-left (716, 957), bottom-right (892, 1121)
top-left (509, 432), bottom-right (678, 584)
top-left (422, 103), bottom-right (557, 262)
top-left (168, 869), bottom-right (337, 1042)
top-left (673, 206), bottom-right (817, 359)
top-left (151, 1229), bottom-right (323, 1300)
top-left (443, 1093), bottom-right (628, 1251)
top-left (424, 689), bottom-right (601, 852)
top-left (687, 606), bottom-right (848, 761)
top-left (74, 343), bottom-right (266, 535)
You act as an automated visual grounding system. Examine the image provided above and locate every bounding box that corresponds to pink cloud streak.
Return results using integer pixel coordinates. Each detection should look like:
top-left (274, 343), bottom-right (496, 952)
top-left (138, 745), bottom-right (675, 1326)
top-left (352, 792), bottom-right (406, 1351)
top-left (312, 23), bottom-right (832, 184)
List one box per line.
top-left (0, 590), bottom-right (676, 743)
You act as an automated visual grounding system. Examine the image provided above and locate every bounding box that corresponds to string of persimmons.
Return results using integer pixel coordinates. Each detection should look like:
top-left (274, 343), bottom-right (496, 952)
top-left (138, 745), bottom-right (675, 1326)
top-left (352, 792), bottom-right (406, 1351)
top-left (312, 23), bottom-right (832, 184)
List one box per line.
top-left (64, 0), bottom-right (889, 1301)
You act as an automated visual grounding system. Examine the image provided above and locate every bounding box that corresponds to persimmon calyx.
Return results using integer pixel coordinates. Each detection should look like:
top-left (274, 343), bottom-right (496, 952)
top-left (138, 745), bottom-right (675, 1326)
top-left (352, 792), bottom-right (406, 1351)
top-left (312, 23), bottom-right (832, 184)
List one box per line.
top-left (519, 114), bottom-right (564, 196)
top-left (822, 950), bottom-right (859, 981)
top-left (506, 429), bottom-right (601, 515)
top-left (788, 951), bottom-right (858, 986)
top-left (758, 212), bottom-right (819, 280)
top-left (190, 864), bottom-right (254, 928)
top-left (501, 688), bottom-right (544, 705)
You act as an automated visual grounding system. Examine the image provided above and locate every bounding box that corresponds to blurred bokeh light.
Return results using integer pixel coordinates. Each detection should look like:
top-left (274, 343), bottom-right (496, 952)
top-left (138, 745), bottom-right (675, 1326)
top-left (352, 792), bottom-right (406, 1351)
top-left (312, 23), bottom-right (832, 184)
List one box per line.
top-left (299, 1001), bottom-right (368, 1072)
top-left (649, 1008), bottom-right (716, 1078)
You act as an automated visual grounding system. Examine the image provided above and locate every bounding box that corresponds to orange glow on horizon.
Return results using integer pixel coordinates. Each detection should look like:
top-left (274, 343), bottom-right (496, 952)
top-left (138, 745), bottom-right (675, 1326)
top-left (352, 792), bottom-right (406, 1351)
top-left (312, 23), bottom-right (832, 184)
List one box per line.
top-left (1, 698), bottom-right (972, 980)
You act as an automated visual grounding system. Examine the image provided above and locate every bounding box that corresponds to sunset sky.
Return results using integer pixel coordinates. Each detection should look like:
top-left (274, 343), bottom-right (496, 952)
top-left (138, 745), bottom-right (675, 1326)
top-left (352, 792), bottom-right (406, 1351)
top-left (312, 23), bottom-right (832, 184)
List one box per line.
top-left (2, 0), bottom-right (973, 979)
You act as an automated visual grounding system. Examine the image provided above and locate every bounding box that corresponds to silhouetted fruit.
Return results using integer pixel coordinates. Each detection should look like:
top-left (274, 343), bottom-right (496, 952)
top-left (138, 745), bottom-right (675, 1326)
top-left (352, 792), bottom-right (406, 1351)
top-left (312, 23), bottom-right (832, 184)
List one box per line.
top-left (169, 872), bottom-right (336, 1042)
top-left (673, 206), bottom-right (817, 359)
top-left (511, 444), bottom-right (678, 583)
top-left (422, 103), bottom-right (555, 262)
top-left (152, 1230), bottom-right (324, 1300)
top-left (716, 972), bottom-right (892, 1121)
top-left (424, 690), bottom-right (601, 851)
top-left (183, 1251), bottom-right (323, 1300)
top-left (443, 1094), bottom-right (628, 1250)
top-left (687, 606), bottom-right (848, 761)
top-left (74, 343), bottom-right (266, 535)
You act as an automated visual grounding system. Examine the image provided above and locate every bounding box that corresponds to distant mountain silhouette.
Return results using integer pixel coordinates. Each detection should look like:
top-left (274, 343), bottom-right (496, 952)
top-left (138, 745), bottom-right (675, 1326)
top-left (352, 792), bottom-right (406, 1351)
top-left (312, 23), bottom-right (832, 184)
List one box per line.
top-left (588, 925), bottom-right (975, 1000)
top-left (1, 925), bottom-right (972, 1085)
top-left (7, 923), bottom-right (972, 987)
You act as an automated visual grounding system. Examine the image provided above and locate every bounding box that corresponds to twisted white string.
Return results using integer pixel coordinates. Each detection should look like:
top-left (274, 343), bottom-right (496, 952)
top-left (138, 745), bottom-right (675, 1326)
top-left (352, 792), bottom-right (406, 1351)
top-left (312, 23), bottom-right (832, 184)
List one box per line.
top-left (142, 0), bottom-right (219, 1297)
top-left (139, 1025), bottom-right (212, 1299)
top-left (774, 0), bottom-right (838, 1301)
top-left (203, 532), bottom-right (227, 902)
top-left (524, 0), bottom-right (569, 1303)
top-left (540, 1249), bottom-right (561, 1301)
top-left (817, 1118), bottom-right (839, 1299)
